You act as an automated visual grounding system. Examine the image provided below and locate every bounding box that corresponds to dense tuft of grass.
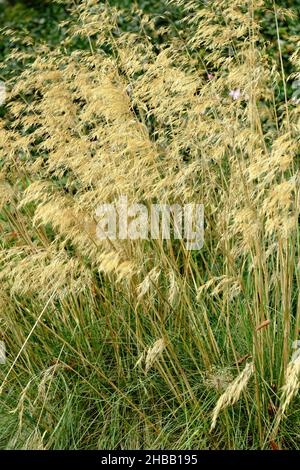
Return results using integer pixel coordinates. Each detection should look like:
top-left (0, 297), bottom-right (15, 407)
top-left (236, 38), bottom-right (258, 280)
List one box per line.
top-left (0, 0), bottom-right (300, 450)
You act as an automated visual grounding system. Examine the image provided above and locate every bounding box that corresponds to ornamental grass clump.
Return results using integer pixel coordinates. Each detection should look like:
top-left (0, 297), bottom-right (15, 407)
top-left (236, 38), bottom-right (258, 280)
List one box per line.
top-left (0, 0), bottom-right (299, 449)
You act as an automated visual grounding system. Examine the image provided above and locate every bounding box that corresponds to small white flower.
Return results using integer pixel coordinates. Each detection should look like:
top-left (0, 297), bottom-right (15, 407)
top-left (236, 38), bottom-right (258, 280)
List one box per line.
top-left (229, 88), bottom-right (242, 100)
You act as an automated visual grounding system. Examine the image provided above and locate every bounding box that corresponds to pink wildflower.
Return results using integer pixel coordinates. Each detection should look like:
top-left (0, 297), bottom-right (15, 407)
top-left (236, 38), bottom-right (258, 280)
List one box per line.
top-left (229, 88), bottom-right (242, 100)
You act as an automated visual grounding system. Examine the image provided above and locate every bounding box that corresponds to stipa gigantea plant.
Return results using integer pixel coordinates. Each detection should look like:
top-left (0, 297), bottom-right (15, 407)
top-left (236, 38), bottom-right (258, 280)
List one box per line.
top-left (0, 0), bottom-right (300, 449)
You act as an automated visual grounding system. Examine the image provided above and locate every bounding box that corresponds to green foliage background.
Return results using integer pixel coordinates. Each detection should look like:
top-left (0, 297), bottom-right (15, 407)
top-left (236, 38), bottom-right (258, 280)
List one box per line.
top-left (1, 0), bottom-right (300, 81)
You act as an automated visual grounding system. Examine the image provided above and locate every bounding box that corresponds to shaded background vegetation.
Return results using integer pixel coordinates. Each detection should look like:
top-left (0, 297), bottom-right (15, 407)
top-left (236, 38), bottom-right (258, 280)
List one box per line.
top-left (1, 0), bottom-right (300, 86)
